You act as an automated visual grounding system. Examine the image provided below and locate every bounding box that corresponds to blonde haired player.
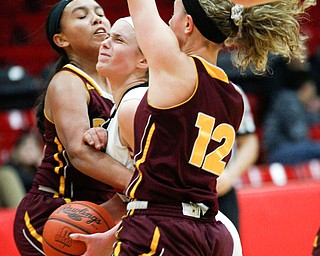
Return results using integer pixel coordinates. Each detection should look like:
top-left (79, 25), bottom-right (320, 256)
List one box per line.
top-left (77, 16), bottom-right (243, 256)
top-left (74, 0), bottom-right (315, 254)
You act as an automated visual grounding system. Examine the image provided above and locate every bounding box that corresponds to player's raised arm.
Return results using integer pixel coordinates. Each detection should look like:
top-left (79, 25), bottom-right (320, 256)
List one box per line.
top-left (127, 0), bottom-right (196, 108)
top-left (127, 0), bottom-right (181, 69)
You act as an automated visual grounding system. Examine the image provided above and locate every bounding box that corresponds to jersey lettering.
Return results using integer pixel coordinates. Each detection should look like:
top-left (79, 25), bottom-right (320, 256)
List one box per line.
top-left (189, 112), bottom-right (235, 175)
top-left (93, 118), bottom-right (106, 127)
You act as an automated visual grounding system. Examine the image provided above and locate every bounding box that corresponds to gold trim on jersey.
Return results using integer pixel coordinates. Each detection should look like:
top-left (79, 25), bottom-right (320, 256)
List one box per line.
top-left (53, 137), bottom-right (66, 197)
top-left (113, 241), bottom-right (122, 255)
top-left (129, 123), bottom-right (156, 199)
top-left (313, 234), bottom-right (319, 248)
top-left (115, 225), bottom-right (123, 239)
top-left (24, 211), bottom-right (43, 244)
top-left (141, 227), bottom-right (160, 255)
top-left (43, 109), bottom-right (54, 124)
top-left (85, 82), bottom-right (95, 90)
top-left (192, 55), bottom-right (229, 83)
top-left (113, 226), bottom-right (160, 255)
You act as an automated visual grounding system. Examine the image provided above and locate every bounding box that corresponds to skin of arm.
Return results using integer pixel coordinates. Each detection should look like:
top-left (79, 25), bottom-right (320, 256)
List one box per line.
top-left (45, 71), bottom-right (132, 190)
top-left (216, 133), bottom-right (259, 196)
top-left (127, 0), bottom-right (196, 108)
top-left (117, 99), bottom-right (140, 149)
top-left (100, 195), bottom-right (127, 223)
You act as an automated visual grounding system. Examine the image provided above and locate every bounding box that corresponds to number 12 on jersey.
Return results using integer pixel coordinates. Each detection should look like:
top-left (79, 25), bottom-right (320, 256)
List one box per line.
top-left (189, 112), bottom-right (236, 176)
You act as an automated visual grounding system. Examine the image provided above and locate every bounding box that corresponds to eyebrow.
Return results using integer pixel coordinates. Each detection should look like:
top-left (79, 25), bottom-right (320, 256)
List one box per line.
top-left (110, 32), bottom-right (126, 40)
top-left (71, 5), bottom-right (103, 14)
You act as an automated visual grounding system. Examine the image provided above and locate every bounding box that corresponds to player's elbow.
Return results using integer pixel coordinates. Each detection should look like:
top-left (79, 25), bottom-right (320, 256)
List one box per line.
top-left (65, 145), bottom-right (89, 170)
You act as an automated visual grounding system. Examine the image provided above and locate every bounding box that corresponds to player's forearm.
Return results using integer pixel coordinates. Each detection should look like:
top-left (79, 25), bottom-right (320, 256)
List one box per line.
top-left (70, 146), bottom-right (133, 190)
top-left (100, 195), bottom-right (127, 224)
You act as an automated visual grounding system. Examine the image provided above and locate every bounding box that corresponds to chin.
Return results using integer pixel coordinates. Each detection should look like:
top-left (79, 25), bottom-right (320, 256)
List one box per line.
top-left (96, 64), bottom-right (108, 76)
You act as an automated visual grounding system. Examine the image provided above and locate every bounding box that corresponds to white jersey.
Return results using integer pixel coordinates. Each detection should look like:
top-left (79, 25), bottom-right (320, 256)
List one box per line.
top-left (106, 84), bottom-right (148, 171)
top-left (236, 86), bottom-right (256, 135)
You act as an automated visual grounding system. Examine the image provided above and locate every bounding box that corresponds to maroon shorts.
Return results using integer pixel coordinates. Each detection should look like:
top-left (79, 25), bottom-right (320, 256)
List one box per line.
top-left (14, 187), bottom-right (66, 256)
top-left (113, 204), bottom-right (233, 256)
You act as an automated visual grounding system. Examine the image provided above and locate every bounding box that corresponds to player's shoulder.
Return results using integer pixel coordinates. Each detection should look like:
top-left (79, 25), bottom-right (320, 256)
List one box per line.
top-left (48, 70), bottom-right (86, 98)
top-left (118, 99), bottom-right (140, 123)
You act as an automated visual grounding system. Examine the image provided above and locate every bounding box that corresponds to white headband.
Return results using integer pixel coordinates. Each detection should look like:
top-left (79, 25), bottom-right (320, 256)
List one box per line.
top-left (117, 17), bottom-right (134, 29)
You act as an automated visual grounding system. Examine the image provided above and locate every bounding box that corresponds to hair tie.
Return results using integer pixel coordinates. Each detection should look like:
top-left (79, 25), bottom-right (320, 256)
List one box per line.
top-left (231, 4), bottom-right (244, 27)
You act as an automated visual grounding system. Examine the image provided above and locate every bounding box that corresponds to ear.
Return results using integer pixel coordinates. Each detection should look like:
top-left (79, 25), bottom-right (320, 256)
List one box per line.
top-left (185, 14), bottom-right (194, 35)
top-left (53, 33), bottom-right (70, 48)
top-left (137, 57), bottom-right (148, 70)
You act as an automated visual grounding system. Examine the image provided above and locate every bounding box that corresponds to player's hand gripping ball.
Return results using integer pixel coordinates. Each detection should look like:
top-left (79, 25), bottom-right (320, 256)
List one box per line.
top-left (42, 201), bottom-right (115, 256)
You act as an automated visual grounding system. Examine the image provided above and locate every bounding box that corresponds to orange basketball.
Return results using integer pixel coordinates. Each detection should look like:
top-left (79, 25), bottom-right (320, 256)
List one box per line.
top-left (42, 201), bottom-right (115, 256)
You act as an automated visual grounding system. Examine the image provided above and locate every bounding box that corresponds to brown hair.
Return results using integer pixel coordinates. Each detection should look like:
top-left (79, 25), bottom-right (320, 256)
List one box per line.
top-left (199, 0), bottom-right (316, 74)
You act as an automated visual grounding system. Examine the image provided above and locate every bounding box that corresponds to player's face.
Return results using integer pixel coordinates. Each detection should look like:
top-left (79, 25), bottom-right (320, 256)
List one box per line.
top-left (58, 0), bottom-right (110, 52)
top-left (97, 20), bottom-right (143, 79)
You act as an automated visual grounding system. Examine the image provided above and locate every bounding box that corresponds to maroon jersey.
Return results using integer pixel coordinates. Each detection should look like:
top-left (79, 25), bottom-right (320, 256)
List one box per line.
top-left (127, 56), bottom-right (244, 213)
top-left (33, 64), bottom-right (115, 203)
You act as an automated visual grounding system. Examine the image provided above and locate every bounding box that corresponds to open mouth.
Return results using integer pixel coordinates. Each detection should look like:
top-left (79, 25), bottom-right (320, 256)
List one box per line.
top-left (95, 27), bottom-right (107, 35)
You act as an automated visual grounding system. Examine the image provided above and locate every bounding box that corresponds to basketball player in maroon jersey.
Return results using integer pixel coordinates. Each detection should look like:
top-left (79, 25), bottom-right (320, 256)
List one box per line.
top-left (73, 16), bottom-right (243, 256)
top-left (108, 0), bottom-right (314, 255)
top-left (13, 1), bottom-right (133, 255)
top-left (71, 0), bottom-right (315, 254)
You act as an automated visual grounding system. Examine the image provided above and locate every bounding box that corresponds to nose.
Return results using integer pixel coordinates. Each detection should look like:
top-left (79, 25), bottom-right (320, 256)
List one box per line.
top-left (101, 37), bottom-right (111, 48)
top-left (92, 15), bottom-right (102, 26)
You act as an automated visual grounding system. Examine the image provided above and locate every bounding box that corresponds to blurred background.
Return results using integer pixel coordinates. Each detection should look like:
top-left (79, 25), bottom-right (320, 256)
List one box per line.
top-left (0, 1), bottom-right (319, 255)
